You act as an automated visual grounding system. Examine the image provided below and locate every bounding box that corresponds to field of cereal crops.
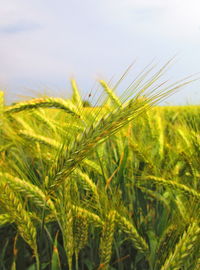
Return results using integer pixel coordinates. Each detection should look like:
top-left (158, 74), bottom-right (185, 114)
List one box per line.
top-left (0, 67), bottom-right (200, 270)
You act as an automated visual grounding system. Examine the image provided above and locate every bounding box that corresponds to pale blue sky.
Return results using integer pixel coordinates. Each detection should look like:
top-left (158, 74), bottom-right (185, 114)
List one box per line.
top-left (0, 0), bottom-right (200, 104)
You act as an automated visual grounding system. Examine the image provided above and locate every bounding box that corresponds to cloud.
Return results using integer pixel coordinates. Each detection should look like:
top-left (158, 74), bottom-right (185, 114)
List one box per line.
top-left (0, 0), bottom-right (199, 104)
top-left (0, 21), bottom-right (40, 34)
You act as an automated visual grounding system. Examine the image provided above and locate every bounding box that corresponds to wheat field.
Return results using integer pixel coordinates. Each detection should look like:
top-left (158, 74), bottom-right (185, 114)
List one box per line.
top-left (0, 65), bottom-right (200, 269)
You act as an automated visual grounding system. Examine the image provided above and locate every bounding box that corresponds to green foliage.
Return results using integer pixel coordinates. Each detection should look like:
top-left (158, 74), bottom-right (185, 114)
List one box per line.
top-left (0, 65), bottom-right (200, 269)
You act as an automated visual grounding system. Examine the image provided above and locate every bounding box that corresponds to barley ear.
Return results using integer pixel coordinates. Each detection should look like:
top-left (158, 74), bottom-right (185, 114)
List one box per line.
top-left (72, 205), bottom-right (103, 227)
top-left (19, 129), bottom-right (60, 149)
top-left (74, 169), bottom-right (100, 205)
top-left (57, 183), bottom-right (74, 270)
top-left (161, 221), bottom-right (200, 270)
top-left (99, 210), bottom-right (116, 270)
top-left (5, 97), bottom-right (80, 116)
top-left (139, 176), bottom-right (200, 201)
top-left (71, 79), bottom-right (83, 109)
top-left (0, 183), bottom-right (38, 259)
top-left (1, 172), bottom-right (55, 212)
top-left (73, 213), bottom-right (88, 269)
top-left (116, 213), bottom-right (149, 253)
top-left (99, 80), bottom-right (122, 108)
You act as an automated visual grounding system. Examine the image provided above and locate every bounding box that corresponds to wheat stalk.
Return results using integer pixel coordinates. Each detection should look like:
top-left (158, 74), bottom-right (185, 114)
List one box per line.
top-left (74, 168), bottom-right (100, 205)
top-left (46, 70), bottom-right (194, 192)
top-left (33, 109), bottom-right (57, 133)
top-left (48, 99), bottom-right (155, 191)
top-left (161, 221), bottom-right (200, 270)
top-left (115, 212), bottom-right (149, 253)
top-left (19, 129), bottom-right (61, 149)
top-left (81, 158), bottom-right (102, 175)
top-left (5, 97), bottom-right (80, 116)
top-left (99, 80), bottom-right (122, 108)
top-left (137, 175), bottom-right (200, 201)
top-left (0, 183), bottom-right (38, 258)
top-left (99, 210), bottom-right (116, 269)
top-left (56, 183), bottom-right (74, 270)
top-left (71, 79), bottom-right (83, 109)
top-left (72, 205), bottom-right (103, 227)
top-left (155, 225), bottom-right (178, 269)
top-left (73, 212), bottom-right (88, 269)
top-left (0, 172), bottom-right (55, 211)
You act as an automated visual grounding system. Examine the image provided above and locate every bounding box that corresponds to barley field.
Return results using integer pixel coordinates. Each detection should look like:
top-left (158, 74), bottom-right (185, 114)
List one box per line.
top-left (0, 66), bottom-right (200, 269)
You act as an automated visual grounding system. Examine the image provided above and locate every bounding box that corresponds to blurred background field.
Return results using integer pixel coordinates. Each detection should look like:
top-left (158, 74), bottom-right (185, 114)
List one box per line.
top-left (0, 77), bottom-right (200, 269)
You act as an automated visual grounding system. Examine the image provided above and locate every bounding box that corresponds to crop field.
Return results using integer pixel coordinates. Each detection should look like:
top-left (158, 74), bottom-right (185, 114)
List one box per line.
top-left (0, 68), bottom-right (200, 269)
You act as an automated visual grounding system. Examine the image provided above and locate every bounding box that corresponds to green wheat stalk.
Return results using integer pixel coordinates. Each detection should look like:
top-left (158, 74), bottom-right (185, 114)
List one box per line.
top-left (161, 221), bottom-right (200, 270)
top-left (138, 175), bottom-right (200, 201)
top-left (0, 172), bottom-right (55, 211)
top-left (99, 210), bottom-right (116, 269)
top-left (115, 212), bottom-right (149, 253)
top-left (5, 97), bottom-right (80, 116)
top-left (0, 183), bottom-right (39, 264)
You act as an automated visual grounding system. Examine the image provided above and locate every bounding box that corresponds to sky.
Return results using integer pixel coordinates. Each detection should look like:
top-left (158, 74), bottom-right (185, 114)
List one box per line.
top-left (0, 0), bottom-right (200, 105)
